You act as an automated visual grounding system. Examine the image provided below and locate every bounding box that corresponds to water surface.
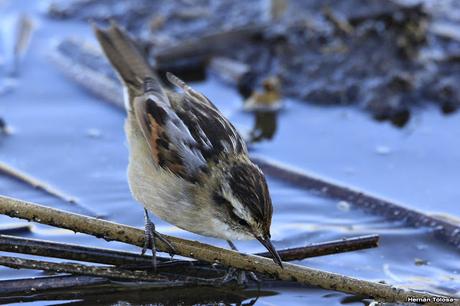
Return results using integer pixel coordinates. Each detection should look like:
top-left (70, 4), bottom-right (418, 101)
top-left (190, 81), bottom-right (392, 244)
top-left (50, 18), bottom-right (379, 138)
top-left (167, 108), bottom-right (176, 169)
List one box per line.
top-left (0, 1), bottom-right (459, 305)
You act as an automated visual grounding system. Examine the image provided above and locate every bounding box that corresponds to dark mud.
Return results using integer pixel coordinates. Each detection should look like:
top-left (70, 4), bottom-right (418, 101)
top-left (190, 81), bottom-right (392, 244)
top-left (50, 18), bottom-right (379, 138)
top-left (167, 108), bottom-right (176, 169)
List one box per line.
top-left (47, 0), bottom-right (460, 126)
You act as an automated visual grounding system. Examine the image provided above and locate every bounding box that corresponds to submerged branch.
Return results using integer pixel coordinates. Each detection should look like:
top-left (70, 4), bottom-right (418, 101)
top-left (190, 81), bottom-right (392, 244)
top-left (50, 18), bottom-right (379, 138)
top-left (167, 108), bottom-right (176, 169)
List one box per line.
top-left (0, 234), bottom-right (379, 267)
top-left (0, 195), bottom-right (451, 304)
top-left (0, 162), bottom-right (75, 203)
top-left (0, 162), bottom-right (99, 217)
top-left (0, 255), bottom-right (163, 282)
top-left (0, 234), bottom-right (156, 266)
top-left (0, 255), bottom-right (217, 286)
top-left (0, 275), bottom-right (109, 295)
top-left (252, 156), bottom-right (460, 250)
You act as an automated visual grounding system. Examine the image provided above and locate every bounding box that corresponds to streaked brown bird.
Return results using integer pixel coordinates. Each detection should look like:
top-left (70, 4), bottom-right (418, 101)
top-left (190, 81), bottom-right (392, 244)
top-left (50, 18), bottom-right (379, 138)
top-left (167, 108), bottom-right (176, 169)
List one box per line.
top-left (94, 22), bottom-right (283, 270)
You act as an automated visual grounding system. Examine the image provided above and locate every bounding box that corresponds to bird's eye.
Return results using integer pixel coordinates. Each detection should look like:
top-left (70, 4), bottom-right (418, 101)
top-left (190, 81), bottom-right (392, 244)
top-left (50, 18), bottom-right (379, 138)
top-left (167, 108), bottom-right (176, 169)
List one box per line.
top-left (238, 219), bottom-right (249, 226)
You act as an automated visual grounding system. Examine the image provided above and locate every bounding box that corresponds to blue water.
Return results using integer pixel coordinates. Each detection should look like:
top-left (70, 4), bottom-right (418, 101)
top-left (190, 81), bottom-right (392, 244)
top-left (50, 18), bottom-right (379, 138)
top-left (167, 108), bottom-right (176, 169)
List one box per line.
top-left (0, 0), bottom-right (459, 305)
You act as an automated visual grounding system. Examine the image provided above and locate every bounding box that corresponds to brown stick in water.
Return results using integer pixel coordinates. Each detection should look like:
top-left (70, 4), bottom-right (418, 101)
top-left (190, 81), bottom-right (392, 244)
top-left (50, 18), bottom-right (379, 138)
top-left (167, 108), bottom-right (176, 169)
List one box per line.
top-left (0, 234), bottom-right (378, 267)
top-left (251, 156), bottom-right (460, 250)
top-left (0, 195), bottom-right (451, 304)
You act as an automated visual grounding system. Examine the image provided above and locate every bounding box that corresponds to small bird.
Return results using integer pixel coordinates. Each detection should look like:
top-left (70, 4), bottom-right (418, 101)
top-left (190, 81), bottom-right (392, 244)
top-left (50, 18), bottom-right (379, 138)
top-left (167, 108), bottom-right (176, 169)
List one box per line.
top-left (244, 76), bottom-right (283, 112)
top-left (94, 23), bottom-right (283, 269)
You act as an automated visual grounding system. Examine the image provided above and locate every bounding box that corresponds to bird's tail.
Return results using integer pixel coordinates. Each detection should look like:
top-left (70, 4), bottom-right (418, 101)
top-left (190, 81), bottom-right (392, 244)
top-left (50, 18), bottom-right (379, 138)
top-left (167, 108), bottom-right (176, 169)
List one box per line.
top-left (93, 22), bottom-right (165, 108)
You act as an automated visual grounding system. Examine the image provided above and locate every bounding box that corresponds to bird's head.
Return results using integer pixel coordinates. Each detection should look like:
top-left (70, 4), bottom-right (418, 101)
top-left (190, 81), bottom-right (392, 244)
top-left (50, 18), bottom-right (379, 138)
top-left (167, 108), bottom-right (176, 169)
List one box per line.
top-left (211, 161), bottom-right (283, 268)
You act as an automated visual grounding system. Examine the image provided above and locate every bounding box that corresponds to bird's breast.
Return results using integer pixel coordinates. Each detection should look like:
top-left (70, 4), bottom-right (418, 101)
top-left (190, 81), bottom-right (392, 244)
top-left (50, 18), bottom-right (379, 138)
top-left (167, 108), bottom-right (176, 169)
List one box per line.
top-left (125, 117), bottom-right (254, 241)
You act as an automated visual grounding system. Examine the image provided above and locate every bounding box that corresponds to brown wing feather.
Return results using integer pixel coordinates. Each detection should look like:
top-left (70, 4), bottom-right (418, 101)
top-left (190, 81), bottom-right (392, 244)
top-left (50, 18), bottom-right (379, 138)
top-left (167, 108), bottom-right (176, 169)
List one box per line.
top-left (166, 74), bottom-right (247, 162)
top-left (133, 95), bottom-right (204, 182)
top-left (145, 113), bottom-right (160, 164)
top-left (133, 74), bottom-right (247, 182)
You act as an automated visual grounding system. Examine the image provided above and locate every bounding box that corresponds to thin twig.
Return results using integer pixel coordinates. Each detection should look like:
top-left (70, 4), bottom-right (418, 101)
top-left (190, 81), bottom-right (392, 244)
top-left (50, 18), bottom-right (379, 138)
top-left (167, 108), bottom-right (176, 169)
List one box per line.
top-left (0, 195), bottom-right (453, 304)
top-left (12, 14), bottom-right (35, 76)
top-left (0, 234), bottom-right (379, 267)
top-left (251, 156), bottom-right (460, 250)
top-left (257, 235), bottom-right (379, 261)
top-left (322, 6), bottom-right (354, 35)
top-left (0, 161), bottom-right (100, 217)
top-left (0, 275), bottom-right (109, 294)
top-left (154, 25), bottom-right (265, 65)
top-left (0, 255), bottom-right (217, 286)
top-left (0, 256), bottom-right (163, 282)
top-left (0, 234), bottom-right (158, 266)
top-left (0, 162), bottom-right (76, 203)
top-left (49, 39), bottom-right (124, 109)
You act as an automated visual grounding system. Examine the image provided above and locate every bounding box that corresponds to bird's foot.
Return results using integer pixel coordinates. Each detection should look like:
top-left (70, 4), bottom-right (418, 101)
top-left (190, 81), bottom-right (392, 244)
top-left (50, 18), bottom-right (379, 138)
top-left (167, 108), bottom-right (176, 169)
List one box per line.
top-left (142, 209), bottom-right (176, 271)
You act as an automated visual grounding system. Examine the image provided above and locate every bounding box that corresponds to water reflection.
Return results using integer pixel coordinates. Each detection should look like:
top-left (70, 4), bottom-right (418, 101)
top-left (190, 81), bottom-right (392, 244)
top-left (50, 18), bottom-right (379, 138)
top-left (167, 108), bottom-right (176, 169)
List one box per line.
top-left (372, 108), bottom-right (411, 128)
top-left (1, 286), bottom-right (276, 306)
top-left (249, 110), bottom-right (278, 143)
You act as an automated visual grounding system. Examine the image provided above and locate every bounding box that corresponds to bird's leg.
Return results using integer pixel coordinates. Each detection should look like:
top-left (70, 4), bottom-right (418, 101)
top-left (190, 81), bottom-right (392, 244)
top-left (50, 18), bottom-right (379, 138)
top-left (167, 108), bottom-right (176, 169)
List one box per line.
top-left (142, 209), bottom-right (176, 270)
top-left (222, 240), bottom-right (259, 284)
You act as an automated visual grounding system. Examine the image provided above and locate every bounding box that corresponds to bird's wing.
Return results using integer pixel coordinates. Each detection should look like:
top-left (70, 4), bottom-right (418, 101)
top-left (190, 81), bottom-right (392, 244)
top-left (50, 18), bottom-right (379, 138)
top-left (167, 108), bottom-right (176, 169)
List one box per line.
top-left (133, 74), bottom-right (247, 183)
top-left (166, 73), bottom-right (247, 159)
top-left (165, 72), bottom-right (220, 111)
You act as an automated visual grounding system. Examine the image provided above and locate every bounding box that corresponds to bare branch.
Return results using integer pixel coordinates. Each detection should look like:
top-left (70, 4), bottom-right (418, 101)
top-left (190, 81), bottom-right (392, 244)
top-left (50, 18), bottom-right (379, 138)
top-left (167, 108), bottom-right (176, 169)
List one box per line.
top-left (257, 235), bottom-right (379, 261)
top-left (0, 234), bottom-right (155, 266)
top-left (252, 156), bottom-right (460, 250)
top-left (0, 162), bottom-right (76, 203)
top-left (0, 255), bottom-right (217, 286)
top-left (0, 234), bottom-right (378, 267)
top-left (0, 275), bottom-right (108, 295)
top-left (0, 195), bottom-right (452, 304)
top-left (0, 162), bottom-right (99, 217)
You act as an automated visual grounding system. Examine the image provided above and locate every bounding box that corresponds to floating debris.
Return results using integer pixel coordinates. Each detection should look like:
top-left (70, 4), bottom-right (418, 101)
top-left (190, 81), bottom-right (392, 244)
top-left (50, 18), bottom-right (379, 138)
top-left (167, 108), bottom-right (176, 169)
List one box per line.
top-left (0, 13), bottom-right (35, 77)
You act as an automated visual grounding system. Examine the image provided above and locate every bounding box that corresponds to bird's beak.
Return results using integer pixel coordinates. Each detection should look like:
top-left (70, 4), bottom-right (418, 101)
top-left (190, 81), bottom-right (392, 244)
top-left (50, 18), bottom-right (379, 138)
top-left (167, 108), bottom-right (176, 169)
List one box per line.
top-left (256, 236), bottom-right (284, 268)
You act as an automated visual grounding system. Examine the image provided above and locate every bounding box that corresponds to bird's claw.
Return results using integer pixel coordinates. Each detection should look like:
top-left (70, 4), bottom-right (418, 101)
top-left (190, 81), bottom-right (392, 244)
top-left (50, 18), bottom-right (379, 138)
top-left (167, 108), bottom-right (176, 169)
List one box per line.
top-left (142, 209), bottom-right (176, 271)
